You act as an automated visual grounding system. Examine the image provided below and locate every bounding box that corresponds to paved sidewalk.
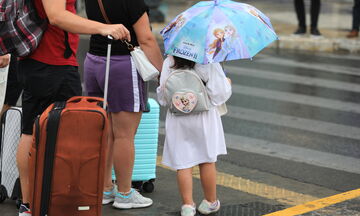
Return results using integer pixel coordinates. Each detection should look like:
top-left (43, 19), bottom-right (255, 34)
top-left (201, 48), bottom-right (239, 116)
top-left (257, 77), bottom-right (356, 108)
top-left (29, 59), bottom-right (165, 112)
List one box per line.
top-left (153, 0), bottom-right (360, 53)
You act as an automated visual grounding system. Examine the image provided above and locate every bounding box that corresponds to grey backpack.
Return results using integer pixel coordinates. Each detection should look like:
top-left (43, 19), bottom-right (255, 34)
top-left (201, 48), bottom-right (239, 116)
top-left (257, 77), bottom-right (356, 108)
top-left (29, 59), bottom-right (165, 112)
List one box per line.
top-left (164, 69), bottom-right (210, 115)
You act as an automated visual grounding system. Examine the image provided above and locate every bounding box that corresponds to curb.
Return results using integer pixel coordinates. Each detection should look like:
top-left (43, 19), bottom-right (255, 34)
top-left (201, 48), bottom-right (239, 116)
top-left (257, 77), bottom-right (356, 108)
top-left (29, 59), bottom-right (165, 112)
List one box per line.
top-left (270, 35), bottom-right (360, 54)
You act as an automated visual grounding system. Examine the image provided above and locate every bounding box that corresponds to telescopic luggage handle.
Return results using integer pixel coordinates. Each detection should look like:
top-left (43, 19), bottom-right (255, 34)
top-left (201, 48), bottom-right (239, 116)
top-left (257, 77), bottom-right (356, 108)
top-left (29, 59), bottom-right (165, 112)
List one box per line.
top-left (103, 35), bottom-right (113, 110)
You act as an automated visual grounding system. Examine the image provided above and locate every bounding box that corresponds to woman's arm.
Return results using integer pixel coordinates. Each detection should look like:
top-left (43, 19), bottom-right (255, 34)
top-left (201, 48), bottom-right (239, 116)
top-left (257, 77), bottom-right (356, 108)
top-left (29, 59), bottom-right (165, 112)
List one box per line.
top-left (133, 13), bottom-right (163, 72)
top-left (42, 0), bottom-right (130, 41)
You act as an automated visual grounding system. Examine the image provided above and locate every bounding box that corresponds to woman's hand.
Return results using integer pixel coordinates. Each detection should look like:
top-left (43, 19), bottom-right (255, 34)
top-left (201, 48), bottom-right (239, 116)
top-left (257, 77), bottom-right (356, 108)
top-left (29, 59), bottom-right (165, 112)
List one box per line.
top-left (100, 24), bottom-right (131, 41)
top-left (0, 54), bottom-right (10, 68)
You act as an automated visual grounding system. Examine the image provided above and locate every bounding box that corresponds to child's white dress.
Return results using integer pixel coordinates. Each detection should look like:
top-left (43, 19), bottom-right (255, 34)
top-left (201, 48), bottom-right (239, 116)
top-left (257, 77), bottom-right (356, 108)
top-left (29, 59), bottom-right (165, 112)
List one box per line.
top-left (157, 56), bottom-right (232, 170)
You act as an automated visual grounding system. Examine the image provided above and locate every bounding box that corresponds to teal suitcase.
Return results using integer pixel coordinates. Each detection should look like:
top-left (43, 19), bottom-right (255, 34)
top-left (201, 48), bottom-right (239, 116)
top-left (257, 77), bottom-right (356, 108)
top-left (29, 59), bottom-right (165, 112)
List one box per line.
top-left (113, 98), bottom-right (160, 192)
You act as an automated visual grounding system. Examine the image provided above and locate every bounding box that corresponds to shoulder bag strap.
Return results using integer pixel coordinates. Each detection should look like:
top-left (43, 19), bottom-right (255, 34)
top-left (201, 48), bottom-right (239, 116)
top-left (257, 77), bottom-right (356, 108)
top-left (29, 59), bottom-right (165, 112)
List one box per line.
top-left (97, 0), bottom-right (111, 24)
top-left (97, 0), bottom-right (135, 50)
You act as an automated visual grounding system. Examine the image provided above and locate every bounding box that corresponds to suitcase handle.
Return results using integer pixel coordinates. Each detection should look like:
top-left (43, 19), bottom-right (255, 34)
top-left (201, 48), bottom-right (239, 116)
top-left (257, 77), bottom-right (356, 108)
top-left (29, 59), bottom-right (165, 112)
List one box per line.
top-left (67, 96), bottom-right (104, 105)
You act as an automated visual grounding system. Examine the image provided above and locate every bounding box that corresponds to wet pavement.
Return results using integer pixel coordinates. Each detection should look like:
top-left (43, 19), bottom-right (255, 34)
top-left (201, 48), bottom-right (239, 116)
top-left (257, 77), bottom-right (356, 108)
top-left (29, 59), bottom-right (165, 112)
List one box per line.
top-left (2, 48), bottom-right (359, 216)
top-left (1, 1), bottom-right (360, 215)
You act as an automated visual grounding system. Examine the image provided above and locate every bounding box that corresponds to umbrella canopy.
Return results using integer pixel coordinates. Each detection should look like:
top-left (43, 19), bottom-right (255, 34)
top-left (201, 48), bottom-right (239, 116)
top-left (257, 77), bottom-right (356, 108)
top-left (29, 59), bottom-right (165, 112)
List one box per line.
top-left (160, 0), bottom-right (278, 64)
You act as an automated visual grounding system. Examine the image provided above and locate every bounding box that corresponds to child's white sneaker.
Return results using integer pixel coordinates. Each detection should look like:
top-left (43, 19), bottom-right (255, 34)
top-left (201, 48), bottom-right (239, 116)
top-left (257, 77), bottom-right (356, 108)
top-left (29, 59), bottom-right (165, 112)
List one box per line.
top-left (181, 204), bottom-right (196, 216)
top-left (198, 199), bottom-right (220, 214)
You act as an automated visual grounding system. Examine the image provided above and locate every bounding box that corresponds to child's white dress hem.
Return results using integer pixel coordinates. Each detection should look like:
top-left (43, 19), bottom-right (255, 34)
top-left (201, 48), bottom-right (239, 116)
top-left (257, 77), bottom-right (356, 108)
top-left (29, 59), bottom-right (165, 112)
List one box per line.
top-left (162, 153), bottom-right (227, 170)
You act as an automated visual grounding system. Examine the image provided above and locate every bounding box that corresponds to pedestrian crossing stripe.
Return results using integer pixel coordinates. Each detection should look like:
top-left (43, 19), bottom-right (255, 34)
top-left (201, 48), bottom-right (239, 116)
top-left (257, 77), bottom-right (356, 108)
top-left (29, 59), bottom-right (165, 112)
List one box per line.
top-left (156, 156), bottom-right (319, 206)
top-left (263, 188), bottom-right (360, 216)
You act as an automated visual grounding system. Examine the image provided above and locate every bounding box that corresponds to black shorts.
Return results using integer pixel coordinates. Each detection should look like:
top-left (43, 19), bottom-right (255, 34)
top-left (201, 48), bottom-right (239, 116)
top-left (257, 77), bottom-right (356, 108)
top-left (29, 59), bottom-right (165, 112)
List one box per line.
top-left (4, 55), bottom-right (22, 106)
top-left (19, 59), bottom-right (82, 135)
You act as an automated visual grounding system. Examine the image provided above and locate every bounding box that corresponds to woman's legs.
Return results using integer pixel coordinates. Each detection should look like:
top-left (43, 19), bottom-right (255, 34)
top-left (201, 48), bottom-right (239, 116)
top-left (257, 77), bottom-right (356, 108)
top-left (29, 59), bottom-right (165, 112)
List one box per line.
top-left (103, 114), bottom-right (114, 192)
top-left (294, 0), bottom-right (306, 28)
top-left (177, 168), bottom-right (194, 205)
top-left (199, 163), bottom-right (217, 203)
top-left (310, 0), bottom-right (321, 30)
top-left (111, 111), bottom-right (142, 193)
top-left (353, 0), bottom-right (360, 31)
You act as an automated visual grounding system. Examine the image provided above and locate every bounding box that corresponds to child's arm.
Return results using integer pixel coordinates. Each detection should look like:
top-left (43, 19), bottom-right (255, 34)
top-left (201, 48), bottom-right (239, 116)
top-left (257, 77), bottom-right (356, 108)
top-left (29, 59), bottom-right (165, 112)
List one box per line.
top-left (205, 63), bottom-right (232, 106)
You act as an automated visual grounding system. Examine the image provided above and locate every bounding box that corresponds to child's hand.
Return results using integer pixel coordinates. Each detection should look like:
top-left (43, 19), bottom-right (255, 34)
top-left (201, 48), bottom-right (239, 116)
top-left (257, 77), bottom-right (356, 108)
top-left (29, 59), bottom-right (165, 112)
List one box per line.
top-left (226, 77), bottom-right (232, 85)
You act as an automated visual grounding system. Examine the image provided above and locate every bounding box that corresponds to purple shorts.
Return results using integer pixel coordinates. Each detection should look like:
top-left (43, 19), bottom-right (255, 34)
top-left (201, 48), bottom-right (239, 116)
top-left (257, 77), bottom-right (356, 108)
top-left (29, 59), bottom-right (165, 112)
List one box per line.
top-left (84, 53), bottom-right (147, 112)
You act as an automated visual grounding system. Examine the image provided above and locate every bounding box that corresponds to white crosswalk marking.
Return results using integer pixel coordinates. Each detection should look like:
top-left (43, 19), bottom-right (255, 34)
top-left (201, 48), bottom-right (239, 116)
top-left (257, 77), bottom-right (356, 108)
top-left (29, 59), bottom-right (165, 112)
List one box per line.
top-left (254, 54), bottom-right (360, 75)
top-left (224, 134), bottom-right (360, 175)
top-left (232, 84), bottom-right (360, 114)
top-left (226, 105), bottom-right (360, 140)
top-left (225, 65), bottom-right (360, 93)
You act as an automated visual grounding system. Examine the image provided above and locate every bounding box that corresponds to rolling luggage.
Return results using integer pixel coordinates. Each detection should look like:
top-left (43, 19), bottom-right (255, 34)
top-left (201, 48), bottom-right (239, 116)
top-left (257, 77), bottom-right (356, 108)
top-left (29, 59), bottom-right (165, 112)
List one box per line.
top-left (113, 98), bottom-right (160, 193)
top-left (0, 107), bottom-right (22, 206)
top-left (29, 97), bottom-right (108, 216)
top-left (29, 35), bottom-right (114, 216)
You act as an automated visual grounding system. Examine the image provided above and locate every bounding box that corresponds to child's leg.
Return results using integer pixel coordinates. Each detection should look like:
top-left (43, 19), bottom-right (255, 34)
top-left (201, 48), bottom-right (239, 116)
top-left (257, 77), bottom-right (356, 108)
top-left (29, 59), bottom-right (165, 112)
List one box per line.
top-left (199, 162), bottom-right (217, 202)
top-left (177, 168), bottom-right (195, 205)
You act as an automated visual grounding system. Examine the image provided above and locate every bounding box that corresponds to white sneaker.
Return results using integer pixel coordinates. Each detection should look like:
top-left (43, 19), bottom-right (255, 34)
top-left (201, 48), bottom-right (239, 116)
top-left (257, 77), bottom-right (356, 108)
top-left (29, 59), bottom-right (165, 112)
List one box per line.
top-left (181, 204), bottom-right (196, 216)
top-left (198, 199), bottom-right (220, 215)
top-left (18, 204), bottom-right (31, 216)
top-left (102, 186), bottom-right (116, 205)
top-left (112, 188), bottom-right (153, 209)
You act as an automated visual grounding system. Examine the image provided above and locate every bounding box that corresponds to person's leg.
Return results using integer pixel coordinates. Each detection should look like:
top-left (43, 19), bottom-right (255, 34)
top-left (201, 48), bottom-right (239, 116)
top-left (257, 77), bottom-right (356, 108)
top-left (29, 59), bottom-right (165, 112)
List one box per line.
top-left (198, 162), bottom-right (220, 214)
top-left (353, 0), bottom-right (360, 31)
top-left (111, 111), bottom-right (142, 193)
top-left (177, 168), bottom-right (194, 205)
top-left (199, 163), bottom-right (217, 203)
top-left (177, 168), bottom-right (196, 216)
top-left (83, 53), bottom-right (115, 199)
top-left (103, 114), bottom-right (114, 192)
top-left (16, 134), bottom-right (32, 204)
top-left (294, 0), bottom-right (306, 28)
top-left (111, 111), bottom-right (153, 209)
top-left (101, 115), bottom-right (116, 205)
top-left (348, 0), bottom-right (360, 37)
top-left (310, 0), bottom-right (321, 30)
top-left (17, 59), bottom-right (54, 207)
top-left (17, 59), bottom-right (82, 215)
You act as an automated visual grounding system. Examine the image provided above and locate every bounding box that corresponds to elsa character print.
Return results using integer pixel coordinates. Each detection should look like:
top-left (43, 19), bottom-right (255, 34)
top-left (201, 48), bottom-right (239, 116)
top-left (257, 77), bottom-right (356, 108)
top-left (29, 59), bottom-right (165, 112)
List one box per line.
top-left (162, 14), bottom-right (186, 44)
top-left (213, 25), bottom-right (248, 62)
top-left (180, 96), bottom-right (191, 113)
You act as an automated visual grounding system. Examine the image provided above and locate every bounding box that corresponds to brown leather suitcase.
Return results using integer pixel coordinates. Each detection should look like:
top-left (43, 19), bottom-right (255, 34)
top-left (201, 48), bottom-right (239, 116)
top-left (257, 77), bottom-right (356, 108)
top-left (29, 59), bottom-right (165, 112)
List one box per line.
top-left (28, 96), bottom-right (108, 216)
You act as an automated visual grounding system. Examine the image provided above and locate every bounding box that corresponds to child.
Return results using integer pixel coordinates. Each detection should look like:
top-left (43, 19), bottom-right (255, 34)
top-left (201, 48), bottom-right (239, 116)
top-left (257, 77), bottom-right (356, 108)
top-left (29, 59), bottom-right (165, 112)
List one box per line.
top-left (157, 55), bottom-right (232, 216)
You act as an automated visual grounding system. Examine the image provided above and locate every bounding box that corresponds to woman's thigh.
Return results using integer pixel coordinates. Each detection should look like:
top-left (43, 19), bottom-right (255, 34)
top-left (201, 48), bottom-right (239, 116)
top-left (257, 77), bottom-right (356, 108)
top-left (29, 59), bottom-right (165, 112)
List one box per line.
top-left (110, 111), bottom-right (142, 138)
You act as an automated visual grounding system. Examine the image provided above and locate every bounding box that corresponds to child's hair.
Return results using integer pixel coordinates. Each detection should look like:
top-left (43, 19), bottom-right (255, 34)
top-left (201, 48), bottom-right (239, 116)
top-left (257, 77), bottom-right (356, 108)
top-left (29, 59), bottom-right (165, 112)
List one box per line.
top-left (172, 56), bottom-right (196, 69)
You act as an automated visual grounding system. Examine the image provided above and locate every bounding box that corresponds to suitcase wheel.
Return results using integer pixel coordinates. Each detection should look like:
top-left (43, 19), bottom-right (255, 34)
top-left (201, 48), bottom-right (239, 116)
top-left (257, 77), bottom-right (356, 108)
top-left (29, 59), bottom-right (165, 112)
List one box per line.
top-left (142, 180), bottom-right (154, 193)
top-left (132, 181), bottom-right (143, 191)
top-left (0, 185), bottom-right (8, 203)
